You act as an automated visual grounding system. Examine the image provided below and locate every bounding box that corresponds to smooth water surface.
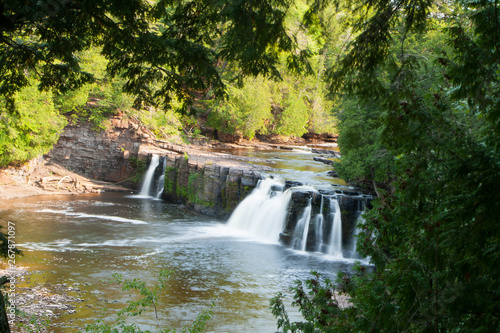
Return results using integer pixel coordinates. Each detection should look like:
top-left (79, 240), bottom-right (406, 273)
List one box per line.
top-left (210, 147), bottom-right (347, 187)
top-left (0, 193), bottom-right (360, 332)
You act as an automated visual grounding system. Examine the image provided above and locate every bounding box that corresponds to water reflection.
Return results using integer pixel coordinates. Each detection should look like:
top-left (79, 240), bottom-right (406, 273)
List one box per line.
top-left (210, 147), bottom-right (347, 186)
top-left (0, 193), bottom-right (363, 332)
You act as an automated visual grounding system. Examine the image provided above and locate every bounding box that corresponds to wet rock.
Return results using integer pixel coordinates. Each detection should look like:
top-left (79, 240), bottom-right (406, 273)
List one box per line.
top-left (279, 188), bottom-right (373, 254)
top-left (284, 180), bottom-right (304, 189)
top-left (281, 189), bottom-right (315, 246)
top-left (161, 154), bottom-right (263, 218)
top-left (327, 170), bottom-right (339, 178)
top-left (311, 148), bottom-right (340, 157)
top-left (313, 157), bottom-right (334, 165)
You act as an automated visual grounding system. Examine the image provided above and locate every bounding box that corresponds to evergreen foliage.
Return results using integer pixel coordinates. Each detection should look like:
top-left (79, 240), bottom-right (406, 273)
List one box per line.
top-left (334, 98), bottom-right (393, 193)
top-left (272, 0), bottom-right (500, 332)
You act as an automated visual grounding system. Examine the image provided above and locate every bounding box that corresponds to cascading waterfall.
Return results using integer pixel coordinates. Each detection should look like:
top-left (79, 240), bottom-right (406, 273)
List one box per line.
top-left (139, 154), bottom-right (160, 197)
top-left (134, 151), bottom-right (369, 260)
top-left (327, 197), bottom-right (343, 257)
top-left (291, 201), bottom-right (312, 251)
top-left (350, 216), bottom-right (363, 259)
top-left (227, 178), bottom-right (292, 243)
top-left (314, 196), bottom-right (324, 253)
top-left (350, 200), bottom-right (367, 259)
top-left (226, 176), bottom-right (368, 259)
top-left (155, 157), bottom-right (167, 199)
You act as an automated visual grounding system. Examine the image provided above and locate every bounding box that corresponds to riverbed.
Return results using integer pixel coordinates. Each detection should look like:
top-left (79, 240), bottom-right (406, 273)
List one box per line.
top-left (0, 192), bottom-right (360, 332)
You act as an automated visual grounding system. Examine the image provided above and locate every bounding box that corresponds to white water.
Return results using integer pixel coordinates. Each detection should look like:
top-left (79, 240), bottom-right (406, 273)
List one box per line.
top-left (315, 196), bottom-right (325, 252)
top-left (292, 201), bottom-right (312, 251)
top-left (36, 208), bottom-right (148, 224)
top-left (156, 157), bottom-right (167, 199)
top-left (139, 154), bottom-right (160, 197)
top-left (351, 210), bottom-right (367, 259)
top-left (328, 198), bottom-right (343, 257)
top-left (227, 178), bottom-right (292, 243)
top-left (226, 177), bottom-right (352, 257)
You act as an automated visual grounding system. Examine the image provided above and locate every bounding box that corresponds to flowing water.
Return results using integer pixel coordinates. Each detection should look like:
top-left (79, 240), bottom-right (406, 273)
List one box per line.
top-left (210, 146), bottom-right (347, 187)
top-left (328, 199), bottom-right (343, 257)
top-left (0, 193), bottom-right (363, 332)
top-left (0, 146), bottom-right (370, 332)
top-left (139, 154), bottom-right (160, 197)
top-left (226, 178), bottom-right (292, 243)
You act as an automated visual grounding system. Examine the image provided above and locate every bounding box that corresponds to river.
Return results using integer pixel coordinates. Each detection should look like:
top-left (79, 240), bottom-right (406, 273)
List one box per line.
top-left (210, 145), bottom-right (346, 187)
top-left (0, 146), bottom-right (365, 332)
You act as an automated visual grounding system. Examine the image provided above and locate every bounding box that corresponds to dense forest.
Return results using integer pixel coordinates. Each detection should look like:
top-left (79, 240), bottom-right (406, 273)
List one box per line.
top-left (1, 0), bottom-right (499, 332)
top-left (0, 0), bottom-right (339, 167)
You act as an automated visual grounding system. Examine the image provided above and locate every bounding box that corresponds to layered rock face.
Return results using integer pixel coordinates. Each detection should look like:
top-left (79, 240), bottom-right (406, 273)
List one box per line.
top-left (280, 186), bottom-right (372, 256)
top-left (159, 154), bottom-right (263, 218)
top-left (45, 115), bottom-right (147, 187)
top-left (45, 114), bottom-right (266, 218)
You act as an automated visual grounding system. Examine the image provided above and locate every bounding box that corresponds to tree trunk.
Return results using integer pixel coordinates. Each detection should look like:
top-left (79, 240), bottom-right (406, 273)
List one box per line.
top-left (0, 289), bottom-right (11, 333)
top-left (370, 167), bottom-right (381, 198)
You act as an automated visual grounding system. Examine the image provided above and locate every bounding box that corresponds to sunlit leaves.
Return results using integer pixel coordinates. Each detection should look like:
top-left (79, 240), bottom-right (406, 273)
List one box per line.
top-left (207, 77), bottom-right (272, 139)
top-left (0, 78), bottom-right (67, 166)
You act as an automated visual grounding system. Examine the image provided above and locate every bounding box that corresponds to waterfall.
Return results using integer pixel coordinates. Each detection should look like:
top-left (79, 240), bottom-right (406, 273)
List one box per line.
top-left (327, 197), bottom-right (343, 257)
top-left (226, 176), bottom-right (368, 259)
top-left (314, 196), bottom-right (324, 253)
top-left (139, 154), bottom-right (160, 197)
top-left (350, 216), bottom-right (363, 259)
top-left (155, 157), bottom-right (167, 199)
top-left (291, 201), bottom-right (312, 251)
top-left (314, 215), bottom-right (324, 253)
top-left (227, 178), bottom-right (292, 243)
top-left (350, 201), bottom-right (367, 259)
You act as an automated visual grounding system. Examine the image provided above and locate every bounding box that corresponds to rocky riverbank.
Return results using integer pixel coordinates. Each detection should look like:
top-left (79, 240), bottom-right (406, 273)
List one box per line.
top-left (0, 159), bottom-right (132, 201)
top-left (0, 266), bottom-right (85, 333)
top-left (0, 111), bottom-right (342, 202)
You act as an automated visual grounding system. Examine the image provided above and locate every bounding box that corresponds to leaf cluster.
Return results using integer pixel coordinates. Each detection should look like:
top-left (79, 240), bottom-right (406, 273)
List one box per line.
top-left (84, 270), bottom-right (214, 333)
top-left (0, 0), bottom-right (319, 112)
top-left (271, 271), bottom-right (356, 332)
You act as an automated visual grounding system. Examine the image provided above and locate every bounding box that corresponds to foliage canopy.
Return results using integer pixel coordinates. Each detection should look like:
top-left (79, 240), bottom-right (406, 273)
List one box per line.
top-left (1, 0), bottom-right (499, 332)
top-left (271, 0), bottom-right (500, 332)
top-left (0, 0), bottom-right (313, 110)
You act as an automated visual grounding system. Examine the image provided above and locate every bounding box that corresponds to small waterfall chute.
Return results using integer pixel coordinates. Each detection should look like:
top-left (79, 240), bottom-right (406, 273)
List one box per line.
top-left (139, 154), bottom-right (160, 197)
top-left (291, 200), bottom-right (312, 251)
top-left (327, 197), bottom-right (343, 257)
top-left (155, 157), bottom-right (167, 199)
top-left (226, 177), bottom-right (292, 243)
top-left (350, 216), bottom-right (363, 259)
top-left (315, 196), bottom-right (324, 253)
top-left (350, 200), bottom-right (368, 259)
